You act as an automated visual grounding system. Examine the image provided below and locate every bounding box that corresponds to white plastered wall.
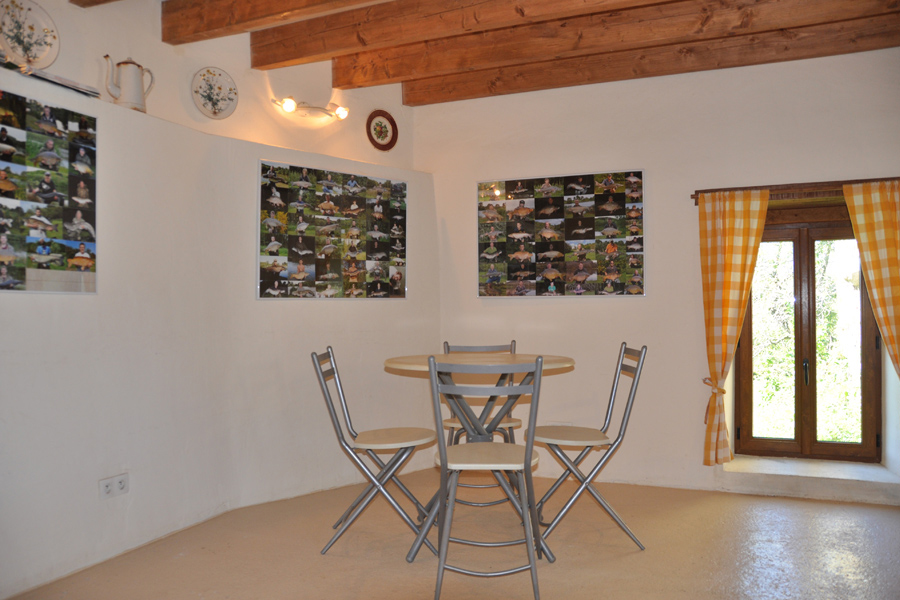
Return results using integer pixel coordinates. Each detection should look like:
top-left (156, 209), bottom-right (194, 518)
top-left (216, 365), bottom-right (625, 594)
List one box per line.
top-left (412, 48), bottom-right (900, 494)
top-left (0, 51), bottom-right (438, 600)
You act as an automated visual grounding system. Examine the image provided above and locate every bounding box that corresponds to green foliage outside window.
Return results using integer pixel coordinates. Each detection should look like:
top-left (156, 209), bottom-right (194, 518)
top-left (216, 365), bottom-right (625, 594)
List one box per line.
top-left (751, 239), bottom-right (862, 443)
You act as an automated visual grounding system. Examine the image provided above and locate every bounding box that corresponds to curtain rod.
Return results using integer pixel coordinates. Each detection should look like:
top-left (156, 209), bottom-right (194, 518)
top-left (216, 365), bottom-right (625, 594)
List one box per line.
top-left (691, 176), bottom-right (898, 205)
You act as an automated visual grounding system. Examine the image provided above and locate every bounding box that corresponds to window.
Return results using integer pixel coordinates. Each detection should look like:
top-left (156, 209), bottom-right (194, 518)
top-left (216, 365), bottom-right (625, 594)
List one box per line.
top-left (734, 202), bottom-right (882, 462)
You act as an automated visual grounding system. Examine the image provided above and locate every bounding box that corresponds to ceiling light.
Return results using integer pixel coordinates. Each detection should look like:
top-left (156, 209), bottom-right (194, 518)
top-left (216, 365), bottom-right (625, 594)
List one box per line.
top-left (272, 97), bottom-right (348, 120)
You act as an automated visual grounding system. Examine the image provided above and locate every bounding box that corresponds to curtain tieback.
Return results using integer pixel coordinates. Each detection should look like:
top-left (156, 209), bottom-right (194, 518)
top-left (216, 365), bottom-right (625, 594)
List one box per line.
top-left (702, 378), bottom-right (726, 424)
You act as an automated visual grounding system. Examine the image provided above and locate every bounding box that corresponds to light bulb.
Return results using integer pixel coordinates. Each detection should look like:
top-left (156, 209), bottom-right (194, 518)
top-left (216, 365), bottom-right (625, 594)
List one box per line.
top-left (334, 106), bottom-right (349, 120)
top-left (281, 97), bottom-right (297, 113)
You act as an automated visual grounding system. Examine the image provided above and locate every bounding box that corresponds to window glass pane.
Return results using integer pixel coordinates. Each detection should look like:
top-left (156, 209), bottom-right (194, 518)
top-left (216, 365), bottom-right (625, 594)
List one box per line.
top-left (815, 239), bottom-right (862, 443)
top-left (751, 241), bottom-right (795, 439)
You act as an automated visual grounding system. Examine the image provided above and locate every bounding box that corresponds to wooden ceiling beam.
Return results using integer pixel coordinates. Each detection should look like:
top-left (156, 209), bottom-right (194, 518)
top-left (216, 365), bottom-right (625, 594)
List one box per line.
top-left (334, 0), bottom-right (899, 89)
top-left (161, 0), bottom-right (394, 45)
top-left (401, 13), bottom-right (900, 105)
top-left (249, 0), bottom-right (665, 69)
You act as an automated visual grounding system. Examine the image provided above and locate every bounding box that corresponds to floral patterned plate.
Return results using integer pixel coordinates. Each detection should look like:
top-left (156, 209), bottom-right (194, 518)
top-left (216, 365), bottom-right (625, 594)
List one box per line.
top-left (0, 0), bottom-right (59, 70)
top-left (366, 110), bottom-right (398, 151)
top-left (191, 67), bottom-right (238, 119)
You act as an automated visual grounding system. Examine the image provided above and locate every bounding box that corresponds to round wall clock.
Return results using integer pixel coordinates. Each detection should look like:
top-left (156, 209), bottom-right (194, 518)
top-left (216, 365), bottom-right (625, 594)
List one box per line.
top-left (366, 110), bottom-right (398, 151)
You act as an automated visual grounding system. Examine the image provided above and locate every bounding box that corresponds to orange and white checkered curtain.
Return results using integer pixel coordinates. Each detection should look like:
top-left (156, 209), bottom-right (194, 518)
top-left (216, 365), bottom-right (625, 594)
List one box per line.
top-left (698, 190), bottom-right (769, 465)
top-left (843, 180), bottom-right (900, 378)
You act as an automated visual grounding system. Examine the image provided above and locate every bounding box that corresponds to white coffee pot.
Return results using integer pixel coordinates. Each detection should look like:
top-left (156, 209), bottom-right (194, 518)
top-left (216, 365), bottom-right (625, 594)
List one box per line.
top-left (104, 55), bottom-right (155, 112)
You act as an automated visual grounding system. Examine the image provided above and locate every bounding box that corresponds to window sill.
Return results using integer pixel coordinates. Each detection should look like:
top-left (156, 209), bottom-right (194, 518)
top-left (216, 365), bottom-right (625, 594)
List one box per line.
top-left (718, 455), bottom-right (900, 506)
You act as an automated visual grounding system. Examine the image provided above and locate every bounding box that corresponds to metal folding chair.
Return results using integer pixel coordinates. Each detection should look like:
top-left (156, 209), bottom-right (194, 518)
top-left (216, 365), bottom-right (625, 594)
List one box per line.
top-left (428, 355), bottom-right (546, 600)
top-left (532, 342), bottom-right (647, 549)
top-left (311, 346), bottom-right (437, 556)
top-left (442, 341), bottom-right (521, 445)
top-left (440, 341), bottom-right (521, 509)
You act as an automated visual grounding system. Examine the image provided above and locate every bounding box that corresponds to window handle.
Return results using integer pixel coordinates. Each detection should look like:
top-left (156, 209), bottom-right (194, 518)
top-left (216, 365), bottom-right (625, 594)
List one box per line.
top-left (803, 359), bottom-right (809, 386)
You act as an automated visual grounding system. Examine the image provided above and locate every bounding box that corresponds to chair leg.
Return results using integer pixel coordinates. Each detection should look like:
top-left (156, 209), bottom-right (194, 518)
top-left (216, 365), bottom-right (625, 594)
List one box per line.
top-left (366, 449), bottom-right (428, 521)
top-left (322, 478), bottom-right (384, 554)
top-left (516, 473), bottom-right (540, 600)
top-left (492, 470), bottom-right (555, 563)
top-left (435, 471), bottom-right (459, 600)
top-left (332, 483), bottom-right (372, 528)
top-left (332, 449), bottom-right (417, 528)
top-left (435, 469), bottom-right (542, 599)
top-left (582, 483), bottom-right (645, 550)
top-left (323, 447), bottom-right (438, 556)
top-left (535, 446), bottom-right (592, 525)
top-left (407, 494), bottom-right (439, 563)
top-left (543, 444), bottom-right (644, 550)
top-left (523, 470), bottom-right (544, 563)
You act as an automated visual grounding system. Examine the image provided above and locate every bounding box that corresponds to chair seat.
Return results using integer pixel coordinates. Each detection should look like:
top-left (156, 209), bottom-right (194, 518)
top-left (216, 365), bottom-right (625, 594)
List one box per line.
top-left (443, 416), bottom-right (523, 429)
top-left (532, 425), bottom-right (610, 447)
top-left (437, 442), bottom-right (540, 471)
top-left (355, 427), bottom-right (436, 450)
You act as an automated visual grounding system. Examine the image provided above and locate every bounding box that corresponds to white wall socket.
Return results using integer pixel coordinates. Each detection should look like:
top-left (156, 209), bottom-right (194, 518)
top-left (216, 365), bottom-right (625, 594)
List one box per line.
top-left (99, 473), bottom-right (129, 499)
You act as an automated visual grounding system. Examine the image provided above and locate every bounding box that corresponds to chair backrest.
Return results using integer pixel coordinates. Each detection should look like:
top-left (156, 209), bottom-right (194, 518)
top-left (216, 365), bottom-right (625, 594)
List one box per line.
top-left (443, 340), bottom-right (516, 390)
top-left (311, 346), bottom-right (358, 452)
top-left (443, 340), bottom-right (516, 354)
top-left (428, 356), bottom-right (543, 469)
top-left (603, 343), bottom-right (648, 448)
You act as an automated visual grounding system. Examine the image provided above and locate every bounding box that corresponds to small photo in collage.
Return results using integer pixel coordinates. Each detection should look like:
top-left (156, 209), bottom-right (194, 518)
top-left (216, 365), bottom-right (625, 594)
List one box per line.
top-left (258, 161), bottom-right (408, 299)
top-left (0, 89), bottom-right (97, 292)
top-left (477, 171), bottom-right (644, 297)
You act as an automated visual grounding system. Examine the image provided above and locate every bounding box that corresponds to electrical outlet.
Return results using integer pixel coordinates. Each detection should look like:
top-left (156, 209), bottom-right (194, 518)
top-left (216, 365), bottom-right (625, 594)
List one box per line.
top-left (99, 473), bottom-right (129, 499)
top-left (99, 476), bottom-right (115, 499)
top-left (113, 473), bottom-right (129, 495)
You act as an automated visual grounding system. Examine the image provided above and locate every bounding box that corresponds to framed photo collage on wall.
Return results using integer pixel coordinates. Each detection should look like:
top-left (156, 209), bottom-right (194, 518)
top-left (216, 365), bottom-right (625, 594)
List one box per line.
top-left (0, 88), bottom-right (97, 293)
top-left (477, 171), bottom-right (644, 297)
top-left (258, 161), bottom-right (407, 299)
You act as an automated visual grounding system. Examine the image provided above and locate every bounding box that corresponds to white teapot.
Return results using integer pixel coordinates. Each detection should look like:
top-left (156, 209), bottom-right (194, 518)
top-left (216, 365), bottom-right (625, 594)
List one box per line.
top-left (104, 55), bottom-right (154, 112)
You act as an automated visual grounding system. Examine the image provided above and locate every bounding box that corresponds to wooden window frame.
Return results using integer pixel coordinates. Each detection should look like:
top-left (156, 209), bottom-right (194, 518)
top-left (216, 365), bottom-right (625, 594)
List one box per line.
top-left (734, 204), bottom-right (882, 463)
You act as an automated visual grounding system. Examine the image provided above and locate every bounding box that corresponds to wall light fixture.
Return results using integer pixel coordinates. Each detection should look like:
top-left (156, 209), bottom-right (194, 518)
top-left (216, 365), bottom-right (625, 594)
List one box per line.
top-left (272, 96), bottom-right (349, 120)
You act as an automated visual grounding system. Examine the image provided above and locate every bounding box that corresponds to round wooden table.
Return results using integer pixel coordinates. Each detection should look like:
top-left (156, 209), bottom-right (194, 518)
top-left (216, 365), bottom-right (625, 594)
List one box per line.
top-left (385, 353), bottom-right (575, 373)
top-left (386, 352), bottom-right (574, 564)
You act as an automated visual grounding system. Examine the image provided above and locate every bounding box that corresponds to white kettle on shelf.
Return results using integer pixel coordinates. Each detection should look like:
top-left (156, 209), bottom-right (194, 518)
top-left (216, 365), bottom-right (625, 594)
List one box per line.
top-left (104, 55), bottom-right (154, 112)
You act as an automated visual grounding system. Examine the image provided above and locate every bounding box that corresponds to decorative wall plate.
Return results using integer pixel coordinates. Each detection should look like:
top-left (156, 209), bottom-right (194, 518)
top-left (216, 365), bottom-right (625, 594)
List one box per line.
top-left (191, 67), bottom-right (238, 119)
top-left (0, 0), bottom-right (59, 70)
top-left (366, 110), bottom-right (398, 151)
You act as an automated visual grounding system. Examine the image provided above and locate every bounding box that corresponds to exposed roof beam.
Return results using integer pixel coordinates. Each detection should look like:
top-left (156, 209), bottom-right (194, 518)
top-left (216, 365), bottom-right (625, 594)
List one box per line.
top-left (333, 0), bottom-right (899, 89)
top-left (250, 0), bottom-right (664, 69)
top-left (401, 13), bottom-right (900, 105)
top-left (161, 0), bottom-right (394, 45)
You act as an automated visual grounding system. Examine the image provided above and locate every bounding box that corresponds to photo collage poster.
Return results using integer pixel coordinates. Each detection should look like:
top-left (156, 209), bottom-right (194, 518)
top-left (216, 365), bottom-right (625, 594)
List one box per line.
top-left (0, 88), bottom-right (98, 292)
top-left (258, 161), bottom-right (407, 299)
top-left (477, 171), bottom-right (645, 297)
